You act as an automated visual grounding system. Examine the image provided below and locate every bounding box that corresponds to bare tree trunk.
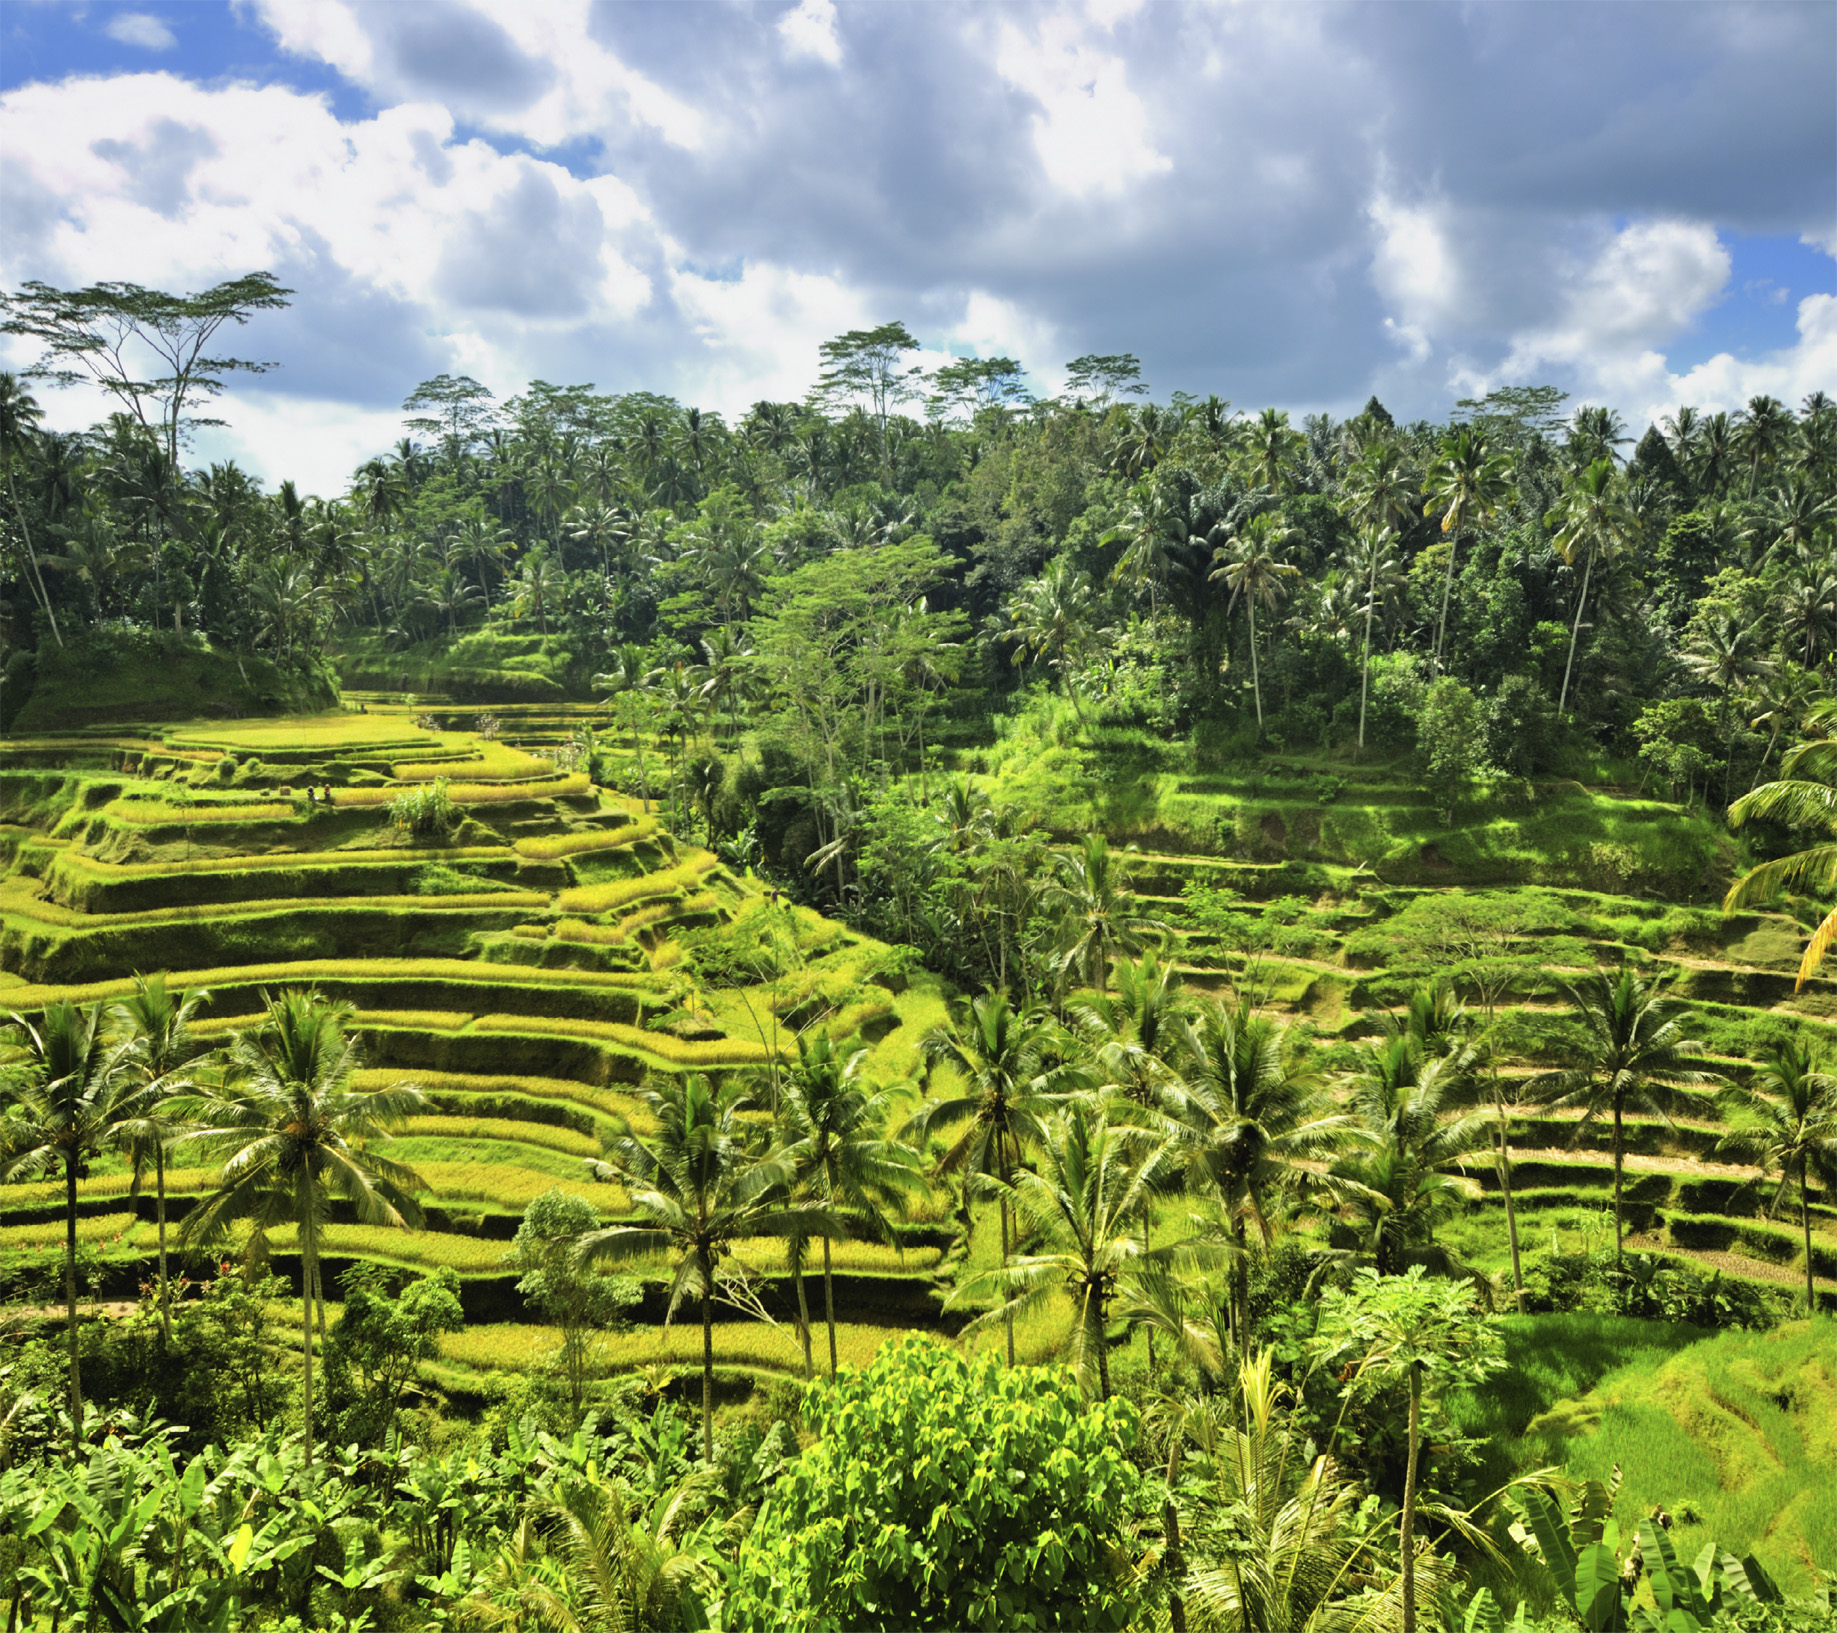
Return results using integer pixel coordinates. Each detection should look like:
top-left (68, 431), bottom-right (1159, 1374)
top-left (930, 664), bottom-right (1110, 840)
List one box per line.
top-left (1499, 1121), bottom-right (1525, 1314)
top-left (1805, 1159), bottom-right (1817, 1317)
top-left (1164, 1436), bottom-right (1188, 1633)
top-left (819, 1234), bottom-right (843, 1380)
top-left (699, 1249), bottom-right (715, 1463)
top-left (1433, 533), bottom-right (1461, 675)
top-left (792, 1242), bottom-right (814, 1381)
top-left (1557, 551), bottom-right (1594, 717)
top-left (1356, 591), bottom-right (1374, 758)
top-left (1401, 1363), bottom-right (1422, 1633)
top-left (1612, 1100), bottom-right (1625, 1267)
top-left (156, 1146), bottom-right (172, 1347)
top-left (301, 1233), bottom-right (317, 1470)
top-left (1000, 1195), bottom-right (1015, 1369)
top-left (64, 1156), bottom-right (83, 1454)
top-left (7, 465), bottom-right (63, 648)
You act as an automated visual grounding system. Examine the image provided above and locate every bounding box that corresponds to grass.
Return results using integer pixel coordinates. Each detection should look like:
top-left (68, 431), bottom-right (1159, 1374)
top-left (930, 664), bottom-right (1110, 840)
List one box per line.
top-left (1519, 1319), bottom-right (1837, 1592)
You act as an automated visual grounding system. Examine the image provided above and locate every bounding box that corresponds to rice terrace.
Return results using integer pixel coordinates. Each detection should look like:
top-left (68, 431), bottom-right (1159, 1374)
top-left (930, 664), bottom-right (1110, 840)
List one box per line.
top-left (2, 2), bottom-right (1836, 1628)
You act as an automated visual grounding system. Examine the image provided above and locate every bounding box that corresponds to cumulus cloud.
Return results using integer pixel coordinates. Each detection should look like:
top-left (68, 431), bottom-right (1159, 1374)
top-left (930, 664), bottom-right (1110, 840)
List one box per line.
top-left (778, 0), bottom-right (843, 67)
top-left (104, 12), bottom-right (177, 52)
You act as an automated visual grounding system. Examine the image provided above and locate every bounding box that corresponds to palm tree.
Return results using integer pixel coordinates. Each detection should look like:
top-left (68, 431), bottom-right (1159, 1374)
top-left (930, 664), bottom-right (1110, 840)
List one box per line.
top-left (1421, 429), bottom-right (1514, 672)
top-left (1105, 480), bottom-right (1189, 611)
top-left (1330, 1015), bottom-right (1493, 1277)
top-left (178, 991), bottom-right (427, 1468)
top-left (1236, 407), bottom-right (1306, 496)
top-left (1735, 394), bottom-right (1794, 498)
top-left (1715, 1040), bottom-right (1837, 1314)
top-left (1004, 558), bottom-right (1102, 722)
top-left (1166, 999), bottom-right (1350, 1348)
top-left (1725, 703), bottom-right (1837, 984)
top-left (905, 993), bottom-right (1076, 1366)
top-left (593, 644), bottom-right (661, 811)
top-left (453, 514), bottom-right (511, 609)
top-left (1344, 523), bottom-right (1401, 755)
top-left (1530, 968), bottom-right (1715, 1264)
top-left (0, 372), bottom-right (62, 646)
top-left (577, 1074), bottom-right (829, 1461)
top-left (108, 975), bottom-right (212, 1347)
top-left (1548, 458), bottom-right (1636, 716)
top-left (1044, 833), bottom-right (1170, 996)
top-left (512, 545), bottom-right (566, 636)
top-left (954, 1096), bottom-right (1162, 1398)
top-left (1, 1001), bottom-right (141, 1446)
top-left (1070, 949), bottom-right (1190, 1109)
top-left (1684, 610), bottom-right (1775, 799)
top-left (1210, 513), bottom-right (1301, 730)
top-left (775, 1034), bottom-right (922, 1378)
top-left (696, 625), bottom-right (755, 747)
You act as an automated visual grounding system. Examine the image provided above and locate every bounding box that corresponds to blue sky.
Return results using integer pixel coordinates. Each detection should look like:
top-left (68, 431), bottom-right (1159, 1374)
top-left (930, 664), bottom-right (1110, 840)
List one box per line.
top-left (1, 0), bottom-right (1832, 491)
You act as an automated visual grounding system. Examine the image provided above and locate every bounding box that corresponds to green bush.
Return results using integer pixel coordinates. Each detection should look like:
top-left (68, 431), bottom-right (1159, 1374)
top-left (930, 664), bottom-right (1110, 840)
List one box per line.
top-left (390, 777), bottom-right (458, 838)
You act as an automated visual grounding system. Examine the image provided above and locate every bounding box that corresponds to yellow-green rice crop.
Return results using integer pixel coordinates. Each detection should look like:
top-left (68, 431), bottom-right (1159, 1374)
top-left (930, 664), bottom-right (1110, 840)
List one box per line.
top-left (0, 1213), bottom-right (142, 1252)
top-left (107, 800), bottom-right (297, 826)
top-left (401, 1116), bottom-right (601, 1158)
top-left (516, 822), bottom-right (660, 860)
top-left (165, 715), bottom-right (432, 753)
top-left (472, 1014), bottom-right (773, 1065)
top-left (557, 855), bottom-right (718, 915)
top-left (393, 740), bottom-right (550, 782)
top-left (334, 773), bottom-right (591, 808)
top-left (440, 1318), bottom-right (907, 1378)
top-left (412, 1163), bottom-right (627, 1212)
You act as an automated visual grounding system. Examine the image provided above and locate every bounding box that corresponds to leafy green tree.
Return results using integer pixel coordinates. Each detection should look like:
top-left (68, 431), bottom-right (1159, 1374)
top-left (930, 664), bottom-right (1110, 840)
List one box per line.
top-left (1003, 557), bottom-right (1103, 722)
top-left (510, 1188), bottom-right (642, 1415)
top-left (1, 1000), bottom-right (141, 1445)
top-left (108, 974), bottom-right (212, 1347)
top-left (0, 371), bottom-right (61, 646)
top-left (775, 1034), bottom-right (922, 1379)
top-left (323, 1263), bottom-right (464, 1446)
top-left (177, 990), bottom-right (427, 1468)
top-left (1044, 832), bottom-right (1169, 995)
top-left (727, 1334), bottom-right (1147, 1632)
top-left (1416, 676), bottom-right (1486, 823)
top-left (1715, 1040), bottom-right (1837, 1314)
top-left (1531, 967), bottom-right (1716, 1264)
top-left (576, 1073), bottom-right (829, 1461)
top-left (1311, 1267), bottom-right (1505, 1633)
top-left (814, 322), bottom-right (922, 479)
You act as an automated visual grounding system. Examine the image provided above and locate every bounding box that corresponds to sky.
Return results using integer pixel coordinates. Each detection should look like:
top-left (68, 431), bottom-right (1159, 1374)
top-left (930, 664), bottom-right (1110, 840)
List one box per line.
top-left (1, 0), bottom-right (1833, 494)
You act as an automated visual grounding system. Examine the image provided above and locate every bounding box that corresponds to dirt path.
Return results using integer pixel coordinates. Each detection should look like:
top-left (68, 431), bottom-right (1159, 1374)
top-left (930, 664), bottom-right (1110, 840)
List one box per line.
top-left (1628, 1239), bottom-right (1837, 1293)
top-left (1507, 1145), bottom-right (1763, 1182)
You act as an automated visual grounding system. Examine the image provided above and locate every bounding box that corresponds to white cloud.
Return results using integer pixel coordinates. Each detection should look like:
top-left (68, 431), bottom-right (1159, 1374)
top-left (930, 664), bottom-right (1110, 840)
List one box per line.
top-left (1369, 192), bottom-right (1462, 364)
top-left (947, 291), bottom-right (1060, 392)
top-left (105, 12), bottom-right (177, 52)
top-left (193, 390), bottom-right (410, 497)
top-left (1636, 291), bottom-right (1837, 423)
top-left (670, 259), bottom-right (870, 411)
top-left (778, 0), bottom-right (843, 67)
top-left (240, 0), bottom-right (372, 81)
top-left (994, 13), bottom-right (1171, 198)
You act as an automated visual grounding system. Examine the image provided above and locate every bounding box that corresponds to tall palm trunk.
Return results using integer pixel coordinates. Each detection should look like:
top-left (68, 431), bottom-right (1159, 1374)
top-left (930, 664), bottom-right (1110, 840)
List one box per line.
top-left (64, 1153), bottom-right (83, 1452)
top-left (1000, 1195), bottom-right (1015, 1368)
top-left (1803, 1157), bottom-right (1817, 1315)
top-left (1612, 1098), bottom-right (1625, 1266)
top-left (1498, 1121), bottom-right (1525, 1314)
top-left (1164, 1436), bottom-right (1189, 1633)
top-left (822, 1235), bottom-right (839, 1380)
top-left (300, 1230), bottom-right (318, 1470)
top-left (1401, 1362), bottom-right (1423, 1633)
top-left (698, 1246), bottom-right (715, 1463)
top-left (1095, 1302), bottom-right (1112, 1399)
top-left (1433, 532), bottom-right (1461, 675)
top-left (1247, 601), bottom-right (1263, 728)
top-left (155, 1146), bottom-right (172, 1347)
top-left (1356, 584), bottom-right (1374, 759)
top-left (792, 1240), bottom-right (814, 1380)
top-left (6, 465), bottom-right (63, 647)
top-left (1557, 551), bottom-right (1594, 716)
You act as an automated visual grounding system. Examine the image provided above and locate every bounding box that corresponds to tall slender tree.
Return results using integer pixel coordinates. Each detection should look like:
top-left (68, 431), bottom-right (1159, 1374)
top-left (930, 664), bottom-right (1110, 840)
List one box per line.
top-left (1421, 429), bottom-right (1513, 673)
top-left (1548, 458), bottom-right (1636, 716)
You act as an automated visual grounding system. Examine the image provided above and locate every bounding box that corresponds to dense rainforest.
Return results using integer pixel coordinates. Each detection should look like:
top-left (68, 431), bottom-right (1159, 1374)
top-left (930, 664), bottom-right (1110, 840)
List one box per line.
top-left (1, 279), bottom-right (1835, 1631)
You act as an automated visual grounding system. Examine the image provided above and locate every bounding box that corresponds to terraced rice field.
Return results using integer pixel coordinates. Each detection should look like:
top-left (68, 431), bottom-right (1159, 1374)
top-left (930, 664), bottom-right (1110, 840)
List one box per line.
top-left (0, 704), bottom-right (953, 1383)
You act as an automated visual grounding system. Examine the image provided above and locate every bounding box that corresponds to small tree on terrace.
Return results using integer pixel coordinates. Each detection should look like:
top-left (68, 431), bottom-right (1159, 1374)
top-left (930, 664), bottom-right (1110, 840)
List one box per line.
top-left (1044, 832), bottom-right (1170, 997)
top-left (512, 1187), bottom-right (642, 1416)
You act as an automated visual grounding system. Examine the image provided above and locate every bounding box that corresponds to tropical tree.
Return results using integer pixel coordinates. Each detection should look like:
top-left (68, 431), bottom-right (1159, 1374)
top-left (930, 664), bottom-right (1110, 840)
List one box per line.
top-left (1070, 948), bottom-right (1190, 1109)
top-left (1735, 394), bottom-right (1793, 498)
top-left (511, 544), bottom-right (566, 635)
top-left (576, 1073), bottom-right (829, 1460)
top-left (1344, 522), bottom-right (1402, 754)
top-left (905, 994), bottom-right (1076, 1366)
top-left (0, 371), bottom-right (62, 645)
top-left (1421, 428), bottom-right (1513, 672)
top-left (954, 1095), bottom-right (1164, 1398)
top-left (1165, 999), bottom-right (1350, 1347)
top-left (1236, 406), bottom-right (1306, 496)
top-left (1210, 512), bottom-right (1301, 729)
top-left (774, 1034), bottom-right (922, 1378)
top-left (1715, 1040), bottom-right (1837, 1314)
top-left (108, 975), bottom-right (213, 1347)
top-left (1003, 558), bottom-right (1102, 722)
top-left (1104, 479), bottom-right (1189, 611)
top-left (1044, 832), bottom-right (1170, 995)
top-left (1311, 1267), bottom-right (1505, 1633)
top-left (177, 990), bottom-right (428, 1468)
top-left (0, 1000), bottom-right (141, 1446)
top-left (1548, 458), bottom-right (1636, 716)
top-left (1530, 968), bottom-right (1715, 1264)
top-left (593, 644), bottom-right (661, 811)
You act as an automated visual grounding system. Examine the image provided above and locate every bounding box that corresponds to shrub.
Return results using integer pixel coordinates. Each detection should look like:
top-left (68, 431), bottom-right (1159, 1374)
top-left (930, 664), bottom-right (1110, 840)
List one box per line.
top-left (390, 778), bottom-right (457, 837)
top-left (728, 1334), bottom-right (1147, 1632)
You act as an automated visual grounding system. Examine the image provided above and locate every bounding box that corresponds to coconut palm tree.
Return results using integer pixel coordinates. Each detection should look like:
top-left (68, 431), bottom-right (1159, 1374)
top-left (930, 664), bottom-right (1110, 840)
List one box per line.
top-left (178, 990), bottom-right (427, 1468)
top-left (1715, 1040), bottom-right (1837, 1314)
top-left (1529, 968), bottom-right (1715, 1265)
top-left (775, 1034), bottom-right (922, 1378)
top-left (0, 372), bottom-right (62, 646)
top-left (1104, 479), bottom-right (1190, 612)
top-left (511, 545), bottom-right (566, 635)
top-left (1165, 999), bottom-right (1351, 1348)
top-left (1421, 428), bottom-right (1514, 672)
top-left (1236, 407), bottom-right (1306, 496)
top-left (108, 975), bottom-right (213, 1347)
top-left (905, 993), bottom-right (1077, 1366)
top-left (577, 1073), bottom-right (830, 1461)
top-left (953, 1095), bottom-right (1164, 1398)
top-left (1044, 833), bottom-right (1171, 996)
top-left (1343, 523), bottom-right (1402, 755)
top-left (1684, 609), bottom-right (1775, 798)
top-left (1004, 558), bottom-right (1103, 722)
top-left (1070, 949), bottom-right (1190, 1110)
top-left (1210, 513), bottom-right (1301, 729)
top-left (1735, 394), bottom-right (1794, 498)
top-left (0, 1001), bottom-right (141, 1447)
top-left (1548, 458), bottom-right (1636, 716)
